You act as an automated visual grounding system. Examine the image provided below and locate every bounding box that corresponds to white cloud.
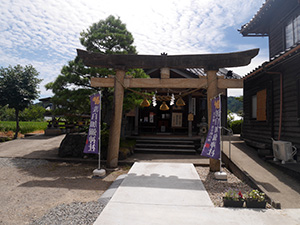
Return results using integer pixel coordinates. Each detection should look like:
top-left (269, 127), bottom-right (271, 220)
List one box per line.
top-left (1, 0), bottom-right (266, 98)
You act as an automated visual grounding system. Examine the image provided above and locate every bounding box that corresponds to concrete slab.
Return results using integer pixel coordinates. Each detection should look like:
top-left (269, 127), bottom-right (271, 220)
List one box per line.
top-left (94, 162), bottom-right (213, 224)
top-left (96, 204), bottom-right (300, 225)
top-left (94, 162), bottom-right (300, 225)
top-left (110, 162), bottom-right (213, 207)
top-left (122, 153), bottom-right (209, 166)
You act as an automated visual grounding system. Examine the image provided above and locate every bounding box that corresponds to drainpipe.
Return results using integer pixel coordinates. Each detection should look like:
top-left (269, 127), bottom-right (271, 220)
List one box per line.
top-left (266, 72), bottom-right (283, 140)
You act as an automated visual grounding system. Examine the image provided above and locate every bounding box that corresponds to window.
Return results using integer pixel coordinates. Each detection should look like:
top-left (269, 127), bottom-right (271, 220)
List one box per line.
top-left (251, 89), bottom-right (267, 121)
top-left (286, 15), bottom-right (300, 48)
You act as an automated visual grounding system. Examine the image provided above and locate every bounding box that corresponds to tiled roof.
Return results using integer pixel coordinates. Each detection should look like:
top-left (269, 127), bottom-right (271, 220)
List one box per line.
top-left (146, 68), bottom-right (242, 79)
top-left (186, 68), bottom-right (241, 79)
top-left (244, 44), bottom-right (300, 80)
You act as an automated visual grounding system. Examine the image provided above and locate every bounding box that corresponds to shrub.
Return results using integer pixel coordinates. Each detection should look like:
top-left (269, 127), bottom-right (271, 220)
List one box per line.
top-left (230, 120), bottom-right (242, 134)
top-left (0, 121), bottom-right (47, 133)
top-left (20, 105), bottom-right (46, 121)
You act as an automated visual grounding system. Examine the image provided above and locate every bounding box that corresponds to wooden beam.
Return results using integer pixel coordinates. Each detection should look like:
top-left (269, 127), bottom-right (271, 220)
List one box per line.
top-left (91, 77), bottom-right (243, 89)
top-left (91, 77), bottom-right (114, 87)
top-left (217, 77), bottom-right (243, 88)
top-left (78, 49), bottom-right (259, 69)
top-left (91, 77), bottom-right (208, 88)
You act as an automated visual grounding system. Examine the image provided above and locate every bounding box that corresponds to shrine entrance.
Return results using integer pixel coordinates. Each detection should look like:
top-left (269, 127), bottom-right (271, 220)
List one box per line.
top-left (77, 48), bottom-right (258, 170)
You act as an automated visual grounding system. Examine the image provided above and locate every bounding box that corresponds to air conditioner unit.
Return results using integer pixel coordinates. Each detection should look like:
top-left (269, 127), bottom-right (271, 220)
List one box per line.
top-left (272, 140), bottom-right (297, 164)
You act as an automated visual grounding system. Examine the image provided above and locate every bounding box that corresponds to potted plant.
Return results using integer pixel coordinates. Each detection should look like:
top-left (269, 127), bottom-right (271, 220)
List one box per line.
top-left (245, 189), bottom-right (266, 208)
top-left (223, 189), bottom-right (244, 207)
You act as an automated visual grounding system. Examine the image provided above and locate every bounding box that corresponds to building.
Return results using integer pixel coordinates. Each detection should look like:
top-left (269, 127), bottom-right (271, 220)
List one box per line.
top-left (240, 0), bottom-right (300, 160)
top-left (125, 68), bottom-right (240, 136)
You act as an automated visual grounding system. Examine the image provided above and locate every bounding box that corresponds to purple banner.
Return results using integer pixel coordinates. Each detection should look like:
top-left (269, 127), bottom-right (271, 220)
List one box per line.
top-left (83, 93), bottom-right (101, 154)
top-left (201, 95), bottom-right (221, 160)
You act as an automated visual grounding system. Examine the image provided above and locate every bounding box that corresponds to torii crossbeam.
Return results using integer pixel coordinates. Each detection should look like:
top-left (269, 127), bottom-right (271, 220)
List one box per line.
top-left (77, 48), bottom-right (259, 170)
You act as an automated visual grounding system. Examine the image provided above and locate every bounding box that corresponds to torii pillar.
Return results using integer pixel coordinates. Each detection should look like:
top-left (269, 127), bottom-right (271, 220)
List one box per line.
top-left (77, 48), bottom-right (258, 169)
top-left (206, 70), bottom-right (221, 171)
top-left (106, 69), bottom-right (126, 168)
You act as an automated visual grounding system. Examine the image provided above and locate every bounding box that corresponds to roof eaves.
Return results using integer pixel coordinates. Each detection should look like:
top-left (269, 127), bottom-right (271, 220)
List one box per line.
top-left (239, 0), bottom-right (274, 35)
top-left (243, 44), bottom-right (300, 80)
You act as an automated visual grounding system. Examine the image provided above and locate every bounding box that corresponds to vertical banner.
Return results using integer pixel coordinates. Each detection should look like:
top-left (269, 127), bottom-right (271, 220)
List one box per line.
top-left (201, 95), bottom-right (221, 160)
top-left (83, 93), bottom-right (101, 154)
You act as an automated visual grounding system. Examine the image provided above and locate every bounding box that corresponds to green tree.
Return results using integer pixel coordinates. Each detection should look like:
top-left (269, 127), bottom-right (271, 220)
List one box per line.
top-left (0, 105), bottom-right (15, 121)
top-left (80, 15), bottom-right (137, 54)
top-left (227, 96), bottom-right (243, 114)
top-left (46, 15), bottom-right (146, 123)
top-left (20, 105), bottom-right (46, 121)
top-left (0, 65), bottom-right (42, 138)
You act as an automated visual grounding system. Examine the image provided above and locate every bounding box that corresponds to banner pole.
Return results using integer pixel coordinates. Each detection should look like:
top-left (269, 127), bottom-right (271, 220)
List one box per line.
top-left (98, 90), bottom-right (102, 170)
top-left (93, 91), bottom-right (106, 177)
top-left (214, 94), bottom-right (227, 180)
top-left (219, 93), bottom-right (222, 172)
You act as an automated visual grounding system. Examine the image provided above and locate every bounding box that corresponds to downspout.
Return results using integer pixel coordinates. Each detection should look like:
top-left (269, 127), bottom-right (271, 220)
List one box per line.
top-left (265, 71), bottom-right (283, 140)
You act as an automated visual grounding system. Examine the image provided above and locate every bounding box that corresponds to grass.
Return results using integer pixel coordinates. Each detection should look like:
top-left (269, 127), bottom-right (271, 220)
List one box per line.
top-left (0, 121), bottom-right (48, 134)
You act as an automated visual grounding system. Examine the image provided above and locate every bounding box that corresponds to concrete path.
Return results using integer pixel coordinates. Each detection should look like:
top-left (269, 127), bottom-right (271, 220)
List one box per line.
top-left (0, 134), bottom-right (65, 160)
top-left (94, 162), bottom-right (300, 225)
top-left (222, 136), bottom-right (300, 209)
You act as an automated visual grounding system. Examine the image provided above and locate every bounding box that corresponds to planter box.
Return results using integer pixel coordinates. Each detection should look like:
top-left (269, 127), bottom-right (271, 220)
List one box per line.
top-left (246, 200), bottom-right (266, 208)
top-left (223, 198), bottom-right (244, 208)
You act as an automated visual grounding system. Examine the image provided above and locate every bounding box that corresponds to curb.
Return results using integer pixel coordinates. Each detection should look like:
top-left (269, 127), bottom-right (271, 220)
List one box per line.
top-left (97, 174), bottom-right (127, 207)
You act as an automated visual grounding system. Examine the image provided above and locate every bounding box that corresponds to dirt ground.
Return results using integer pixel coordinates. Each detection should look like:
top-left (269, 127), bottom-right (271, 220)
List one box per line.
top-left (0, 159), bottom-right (128, 225)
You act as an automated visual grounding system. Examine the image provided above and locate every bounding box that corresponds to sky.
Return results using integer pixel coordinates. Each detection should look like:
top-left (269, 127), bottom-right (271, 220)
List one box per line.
top-left (0, 0), bottom-right (269, 99)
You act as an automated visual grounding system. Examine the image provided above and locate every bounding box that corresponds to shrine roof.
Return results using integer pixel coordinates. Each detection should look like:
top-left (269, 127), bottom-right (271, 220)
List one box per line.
top-left (145, 68), bottom-right (241, 79)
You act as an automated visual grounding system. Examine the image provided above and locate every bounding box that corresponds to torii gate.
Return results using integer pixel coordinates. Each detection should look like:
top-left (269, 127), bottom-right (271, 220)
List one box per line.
top-left (77, 48), bottom-right (259, 171)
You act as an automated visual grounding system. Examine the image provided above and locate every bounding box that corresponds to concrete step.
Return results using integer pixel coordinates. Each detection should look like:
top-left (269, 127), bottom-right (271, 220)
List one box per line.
top-left (136, 139), bottom-right (194, 144)
top-left (135, 143), bottom-right (195, 149)
top-left (134, 147), bottom-right (196, 154)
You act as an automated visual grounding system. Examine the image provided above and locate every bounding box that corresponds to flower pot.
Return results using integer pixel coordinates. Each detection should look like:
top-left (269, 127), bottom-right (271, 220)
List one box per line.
top-left (223, 198), bottom-right (244, 208)
top-left (246, 200), bottom-right (266, 208)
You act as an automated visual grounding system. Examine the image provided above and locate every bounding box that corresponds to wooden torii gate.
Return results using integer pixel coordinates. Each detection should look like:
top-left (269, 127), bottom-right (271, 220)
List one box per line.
top-left (77, 48), bottom-right (259, 171)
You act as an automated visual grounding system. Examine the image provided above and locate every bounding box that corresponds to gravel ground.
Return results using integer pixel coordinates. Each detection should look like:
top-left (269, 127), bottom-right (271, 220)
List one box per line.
top-left (196, 166), bottom-right (253, 207)
top-left (0, 158), bottom-right (269, 225)
top-left (0, 158), bottom-right (127, 225)
top-left (31, 201), bottom-right (105, 225)
top-left (31, 165), bottom-right (267, 225)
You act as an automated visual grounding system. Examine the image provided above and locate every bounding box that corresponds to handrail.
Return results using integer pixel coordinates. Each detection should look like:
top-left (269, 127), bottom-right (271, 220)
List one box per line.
top-left (221, 127), bottom-right (233, 159)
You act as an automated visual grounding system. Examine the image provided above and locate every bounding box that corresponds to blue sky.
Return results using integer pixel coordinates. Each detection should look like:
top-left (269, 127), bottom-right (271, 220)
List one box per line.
top-left (0, 0), bottom-right (269, 99)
